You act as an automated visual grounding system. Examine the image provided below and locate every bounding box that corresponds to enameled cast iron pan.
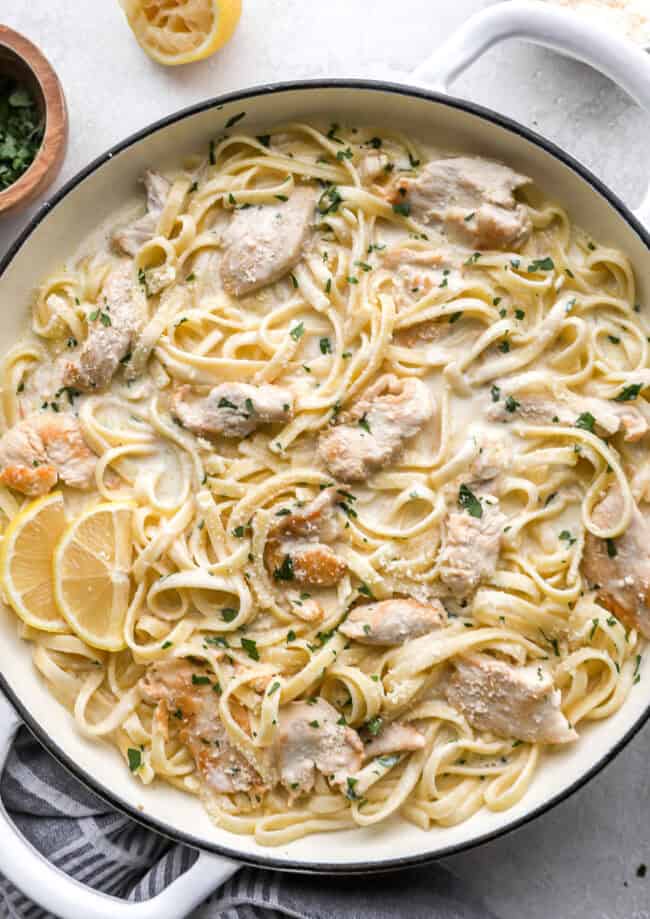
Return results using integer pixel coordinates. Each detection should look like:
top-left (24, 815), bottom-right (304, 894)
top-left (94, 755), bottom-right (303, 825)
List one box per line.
top-left (0, 3), bottom-right (649, 916)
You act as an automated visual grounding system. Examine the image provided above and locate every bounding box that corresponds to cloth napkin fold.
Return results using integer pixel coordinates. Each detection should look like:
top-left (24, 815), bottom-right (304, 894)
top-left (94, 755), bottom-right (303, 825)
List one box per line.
top-left (0, 726), bottom-right (498, 919)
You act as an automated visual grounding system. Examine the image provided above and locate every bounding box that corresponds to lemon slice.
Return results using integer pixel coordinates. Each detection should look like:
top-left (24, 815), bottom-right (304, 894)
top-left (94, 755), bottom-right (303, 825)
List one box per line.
top-left (53, 503), bottom-right (134, 651)
top-left (118, 0), bottom-right (242, 66)
top-left (0, 492), bottom-right (68, 632)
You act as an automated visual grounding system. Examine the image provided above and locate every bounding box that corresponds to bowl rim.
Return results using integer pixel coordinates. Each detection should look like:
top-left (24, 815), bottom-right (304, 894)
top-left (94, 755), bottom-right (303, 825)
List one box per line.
top-left (0, 76), bottom-right (648, 873)
top-left (0, 25), bottom-right (67, 214)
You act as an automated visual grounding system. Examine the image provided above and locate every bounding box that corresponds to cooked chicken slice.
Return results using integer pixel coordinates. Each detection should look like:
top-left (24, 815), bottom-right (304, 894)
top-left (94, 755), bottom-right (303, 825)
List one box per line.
top-left (264, 487), bottom-right (346, 587)
top-left (172, 382), bottom-right (294, 439)
top-left (220, 187), bottom-right (315, 297)
top-left (438, 499), bottom-right (506, 598)
top-left (488, 389), bottom-right (648, 442)
top-left (273, 699), bottom-right (363, 797)
top-left (363, 721), bottom-right (425, 759)
top-left (340, 598), bottom-right (447, 646)
top-left (318, 375), bottom-right (434, 482)
top-left (383, 246), bottom-right (462, 313)
top-left (0, 412), bottom-right (96, 496)
top-left (582, 486), bottom-right (650, 638)
top-left (112, 170), bottom-right (171, 256)
top-left (445, 653), bottom-right (577, 744)
top-left (388, 156), bottom-right (531, 251)
top-left (64, 264), bottom-right (144, 392)
top-left (139, 660), bottom-right (266, 795)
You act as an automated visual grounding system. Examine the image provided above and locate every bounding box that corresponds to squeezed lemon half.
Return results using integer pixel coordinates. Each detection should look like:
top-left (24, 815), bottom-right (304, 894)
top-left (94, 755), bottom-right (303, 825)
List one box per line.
top-left (118, 0), bottom-right (242, 66)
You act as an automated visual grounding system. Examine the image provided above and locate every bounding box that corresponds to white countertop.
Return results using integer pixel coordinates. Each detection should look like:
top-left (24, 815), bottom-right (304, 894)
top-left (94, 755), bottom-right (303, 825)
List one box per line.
top-left (1, 2), bottom-right (649, 917)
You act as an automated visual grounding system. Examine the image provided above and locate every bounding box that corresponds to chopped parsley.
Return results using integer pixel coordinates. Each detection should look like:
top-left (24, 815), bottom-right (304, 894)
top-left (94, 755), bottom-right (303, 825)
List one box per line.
top-left (317, 185), bottom-right (342, 216)
top-left (392, 202), bottom-right (411, 217)
top-left (505, 395), bottom-right (520, 413)
top-left (273, 555), bottom-right (295, 581)
top-left (221, 608), bottom-right (238, 622)
top-left (320, 337), bottom-right (332, 354)
top-left (358, 413), bottom-right (371, 433)
top-left (345, 776), bottom-right (360, 800)
top-left (191, 674), bottom-right (212, 687)
top-left (491, 385), bottom-right (501, 403)
top-left (527, 257), bottom-right (555, 272)
top-left (290, 322), bottom-right (304, 341)
top-left (449, 311), bottom-right (463, 324)
top-left (575, 412), bottom-right (596, 432)
top-left (267, 681), bottom-right (281, 696)
top-left (606, 538), bottom-right (617, 558)
top-left (0, 80), bottom-right (44, 191)
top-left (127, 748), bottom-right (142, 772)
top-left (458, 483), bottom-right (482, 518)
top-left (614, 383), bottom-right (642, 402)
top-left (326, 122), bottom-right (343, 143)
top-left (241, 637), bottom-right (260, 661)
top-left (365, 716), bottom-right (383, 736)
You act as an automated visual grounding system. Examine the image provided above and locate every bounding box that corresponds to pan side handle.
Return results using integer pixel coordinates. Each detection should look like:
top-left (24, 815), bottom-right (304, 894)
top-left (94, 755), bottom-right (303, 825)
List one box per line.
top-left (411, 0), bottom-right (650, 228)
top-left (0, 693), bottom-right (239, 919)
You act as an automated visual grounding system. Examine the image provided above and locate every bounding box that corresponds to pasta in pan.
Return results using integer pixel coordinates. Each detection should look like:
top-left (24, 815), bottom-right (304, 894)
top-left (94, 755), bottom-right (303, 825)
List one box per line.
top-left (0, 117), bottom-right (647, 846)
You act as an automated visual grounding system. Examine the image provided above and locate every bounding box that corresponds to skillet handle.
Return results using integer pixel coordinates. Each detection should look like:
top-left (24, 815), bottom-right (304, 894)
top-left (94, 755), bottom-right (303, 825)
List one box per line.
top-left (411, 0), bottom-right (650, 227)
top-left (0, 694), bottom-right (239, 919)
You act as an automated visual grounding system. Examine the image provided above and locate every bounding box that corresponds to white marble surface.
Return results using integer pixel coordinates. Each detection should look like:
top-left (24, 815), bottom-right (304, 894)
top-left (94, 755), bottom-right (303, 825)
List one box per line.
top-left (1, 1), bottom-right (650, 917)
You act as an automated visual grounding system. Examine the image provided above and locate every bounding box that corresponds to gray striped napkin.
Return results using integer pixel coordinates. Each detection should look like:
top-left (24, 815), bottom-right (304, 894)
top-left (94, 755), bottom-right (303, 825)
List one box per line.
top-left (0, 726), bottom-right (498, 919)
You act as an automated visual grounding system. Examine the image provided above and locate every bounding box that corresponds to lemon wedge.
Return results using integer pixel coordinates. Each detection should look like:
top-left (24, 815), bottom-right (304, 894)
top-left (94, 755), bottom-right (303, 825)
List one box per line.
top-left (0, 492), bottom-right (68, 632)
top-left (118, 0), bottom-right (242, 66)
top-left (53, 503), bottom-right (134, 651)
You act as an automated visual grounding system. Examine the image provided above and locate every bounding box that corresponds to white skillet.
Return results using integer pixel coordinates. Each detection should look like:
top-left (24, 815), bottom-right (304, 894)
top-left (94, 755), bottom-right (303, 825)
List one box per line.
top-left (0, 2), bottom-right (649, 916)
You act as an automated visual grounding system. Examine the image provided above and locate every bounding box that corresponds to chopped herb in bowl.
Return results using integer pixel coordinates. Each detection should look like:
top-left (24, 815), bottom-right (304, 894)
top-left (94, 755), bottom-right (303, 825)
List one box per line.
top-left (0, 78), bottom-right (44, 191)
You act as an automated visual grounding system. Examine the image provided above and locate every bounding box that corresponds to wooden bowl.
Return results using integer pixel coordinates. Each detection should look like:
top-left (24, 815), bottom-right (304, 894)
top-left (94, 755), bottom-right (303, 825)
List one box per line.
top-left (0, 27), bottom-right (68, 215)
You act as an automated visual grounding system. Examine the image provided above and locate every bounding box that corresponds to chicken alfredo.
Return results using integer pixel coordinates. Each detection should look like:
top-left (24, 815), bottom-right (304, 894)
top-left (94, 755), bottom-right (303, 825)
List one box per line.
top-left (0, 118), bottom-right (647, 845)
